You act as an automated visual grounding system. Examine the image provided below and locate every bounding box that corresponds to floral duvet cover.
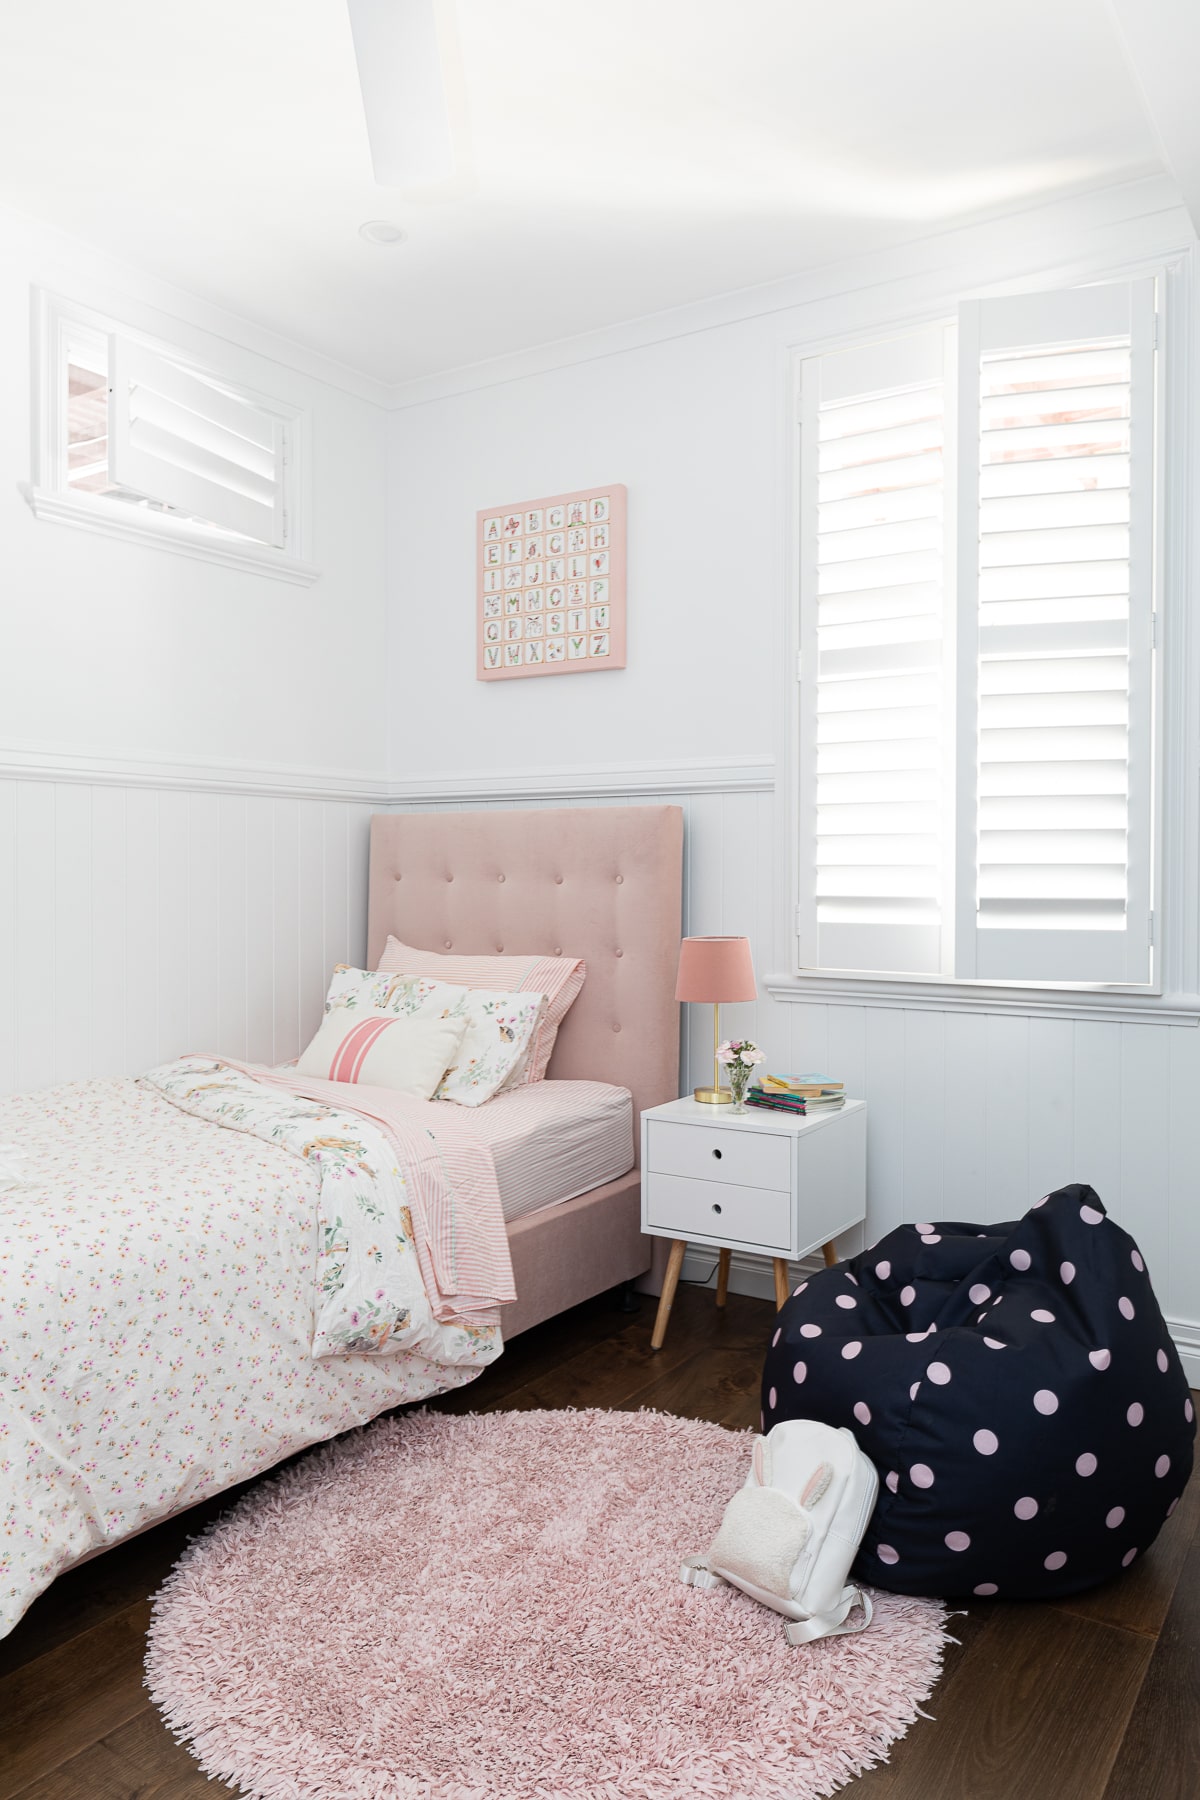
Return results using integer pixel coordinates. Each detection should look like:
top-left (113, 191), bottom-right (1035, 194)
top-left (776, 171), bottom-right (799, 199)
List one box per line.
top-left (0, 1059), bottom-right (502, 1637)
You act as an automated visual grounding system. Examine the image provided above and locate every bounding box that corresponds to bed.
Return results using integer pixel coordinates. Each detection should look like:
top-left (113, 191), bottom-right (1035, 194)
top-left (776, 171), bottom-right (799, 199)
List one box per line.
top-left (0, 803), bottom-right (682, 1635)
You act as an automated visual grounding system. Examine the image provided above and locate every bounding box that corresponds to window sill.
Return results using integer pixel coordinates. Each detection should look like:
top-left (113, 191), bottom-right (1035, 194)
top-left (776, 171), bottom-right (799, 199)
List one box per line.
top-left (764, 971), bottom-right (1200, 1027)
top-left (18, 484), bottom-right (321, 588)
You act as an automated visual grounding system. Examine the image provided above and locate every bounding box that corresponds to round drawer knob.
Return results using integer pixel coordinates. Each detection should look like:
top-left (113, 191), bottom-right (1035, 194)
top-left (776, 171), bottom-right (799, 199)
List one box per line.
top-left (712, 1202), bottom-right (722, 1215)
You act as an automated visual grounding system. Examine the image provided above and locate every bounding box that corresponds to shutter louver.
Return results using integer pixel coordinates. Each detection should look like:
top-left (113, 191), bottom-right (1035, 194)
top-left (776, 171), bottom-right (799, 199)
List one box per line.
top-left (798, 329), bottom-right (952, 975)
top-left (108, 337), bottom-right (286, 547)
top-left (955, 281), bottom-right (1156, 984)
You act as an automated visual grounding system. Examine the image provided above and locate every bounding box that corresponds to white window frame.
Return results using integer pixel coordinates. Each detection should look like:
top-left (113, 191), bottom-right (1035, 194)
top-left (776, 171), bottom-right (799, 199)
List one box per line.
top-left (20, 289), bottom-right (320, 587)
top-left (773, 252), bottom-right (1200, 1027)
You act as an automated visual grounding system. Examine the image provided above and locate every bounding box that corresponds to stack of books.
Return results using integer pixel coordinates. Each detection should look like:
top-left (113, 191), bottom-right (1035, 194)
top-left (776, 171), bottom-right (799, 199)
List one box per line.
top-left (745, 1074), bottom-right (845, 1117)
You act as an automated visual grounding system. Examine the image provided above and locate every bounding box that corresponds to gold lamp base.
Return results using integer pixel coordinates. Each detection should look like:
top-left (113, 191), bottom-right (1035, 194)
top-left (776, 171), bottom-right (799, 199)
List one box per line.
top-left (693, 1085), bottom-right (733, 1105)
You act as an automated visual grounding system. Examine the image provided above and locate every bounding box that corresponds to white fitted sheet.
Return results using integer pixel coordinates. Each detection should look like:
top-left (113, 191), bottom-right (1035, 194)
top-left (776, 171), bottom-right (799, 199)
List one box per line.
top-left (467, 1080), bottom-right (635, 1222)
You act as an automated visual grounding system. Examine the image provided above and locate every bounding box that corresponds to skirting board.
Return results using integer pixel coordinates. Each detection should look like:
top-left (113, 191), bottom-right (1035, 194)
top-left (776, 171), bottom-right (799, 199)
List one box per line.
top-left (680, 1245), bottom-right (1200, 1391)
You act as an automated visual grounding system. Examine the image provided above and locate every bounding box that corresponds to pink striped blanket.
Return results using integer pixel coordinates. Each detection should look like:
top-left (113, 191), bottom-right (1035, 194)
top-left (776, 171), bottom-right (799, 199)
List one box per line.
top-left (212, 1059), bottom-right (516, 1320)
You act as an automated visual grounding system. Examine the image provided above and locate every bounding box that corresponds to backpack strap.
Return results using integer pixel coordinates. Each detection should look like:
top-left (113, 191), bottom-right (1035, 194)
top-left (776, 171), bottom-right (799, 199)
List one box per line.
top-left (783, 1586), bottom-right (874, 1645)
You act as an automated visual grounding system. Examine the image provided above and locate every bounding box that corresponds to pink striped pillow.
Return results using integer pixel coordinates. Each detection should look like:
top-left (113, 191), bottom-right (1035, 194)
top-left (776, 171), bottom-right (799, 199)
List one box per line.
top-left (295, 1005), bottom-right (466, 1097)
top-left (376, 937), bottom-right (585, 1086)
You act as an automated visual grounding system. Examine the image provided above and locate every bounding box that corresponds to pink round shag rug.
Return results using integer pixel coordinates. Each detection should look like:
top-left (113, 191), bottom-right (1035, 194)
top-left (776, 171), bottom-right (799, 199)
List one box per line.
top-left (146, 1408), bottom-right (948, 1800)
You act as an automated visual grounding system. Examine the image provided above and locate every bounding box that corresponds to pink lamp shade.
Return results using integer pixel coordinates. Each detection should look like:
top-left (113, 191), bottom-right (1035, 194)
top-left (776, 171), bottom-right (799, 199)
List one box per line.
top-left (675, 936), bottom-right (757, 1004)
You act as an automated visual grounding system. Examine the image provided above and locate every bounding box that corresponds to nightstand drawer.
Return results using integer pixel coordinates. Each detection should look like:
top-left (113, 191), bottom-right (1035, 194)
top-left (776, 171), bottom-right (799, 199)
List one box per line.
top-left (646, 1119), bottom-right (791, 1191)
top-left (644, 1172), bottom-right (791, 1250)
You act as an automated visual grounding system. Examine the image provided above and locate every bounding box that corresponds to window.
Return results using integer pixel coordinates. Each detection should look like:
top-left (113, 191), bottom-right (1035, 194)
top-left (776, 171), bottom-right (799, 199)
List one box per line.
top-left (23, 291), bottom-right (317, 584)
top-left (796, 278), bottom-right (1159, 988)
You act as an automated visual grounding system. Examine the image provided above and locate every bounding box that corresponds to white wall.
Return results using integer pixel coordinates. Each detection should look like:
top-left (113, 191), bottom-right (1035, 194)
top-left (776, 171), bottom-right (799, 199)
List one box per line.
top-left (0, 207), bottom-right (388, 1087)
top-left (0, 205), bottom-right (388, 777)
top-left (384, 182), bottom-right (1200, 1379)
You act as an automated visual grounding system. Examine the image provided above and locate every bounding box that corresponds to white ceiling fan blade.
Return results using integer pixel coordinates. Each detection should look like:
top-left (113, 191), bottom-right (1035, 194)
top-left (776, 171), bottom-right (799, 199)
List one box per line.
top-left (347, 0), bottom-right (455, 186)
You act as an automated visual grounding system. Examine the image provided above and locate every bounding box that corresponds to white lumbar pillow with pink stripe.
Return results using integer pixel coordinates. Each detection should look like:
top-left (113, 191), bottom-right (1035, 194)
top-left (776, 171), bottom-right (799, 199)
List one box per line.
top-left (295, 1002), bottom-right (467, 1098)
top-left (296, 966), bottom-right (548, 1104)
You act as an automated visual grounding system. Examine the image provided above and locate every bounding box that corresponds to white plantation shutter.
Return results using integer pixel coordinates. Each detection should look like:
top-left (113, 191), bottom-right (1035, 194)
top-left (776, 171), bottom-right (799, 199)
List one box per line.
top-left (108, 336), bottom-right (286, 546)
top-left (797, 328), bottom-right (954, 974)
top-left (954, 280), bottom-right (1157, 983)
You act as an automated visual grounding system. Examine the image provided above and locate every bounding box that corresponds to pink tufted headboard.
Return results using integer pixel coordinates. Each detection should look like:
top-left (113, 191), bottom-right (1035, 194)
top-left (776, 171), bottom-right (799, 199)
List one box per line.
top-left (366, 806), bottom-right (684, 1134)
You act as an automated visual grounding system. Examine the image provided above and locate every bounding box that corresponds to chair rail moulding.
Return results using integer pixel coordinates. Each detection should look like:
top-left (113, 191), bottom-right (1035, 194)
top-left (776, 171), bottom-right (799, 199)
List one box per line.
top-left (0, 744), bottom-right (774, 806)
top-left (764, 972), bottom-right (1200, 1028)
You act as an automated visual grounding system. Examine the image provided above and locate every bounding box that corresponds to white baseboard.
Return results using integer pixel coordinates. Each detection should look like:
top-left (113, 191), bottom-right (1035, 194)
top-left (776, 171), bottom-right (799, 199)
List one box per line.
top-left (681, 1245), bottom-right (1200, 1390)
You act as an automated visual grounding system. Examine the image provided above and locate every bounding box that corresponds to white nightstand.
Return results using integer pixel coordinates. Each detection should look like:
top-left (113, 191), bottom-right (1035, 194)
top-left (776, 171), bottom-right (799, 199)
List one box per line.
top-left (641, 1096), bottom-right (867, 1350)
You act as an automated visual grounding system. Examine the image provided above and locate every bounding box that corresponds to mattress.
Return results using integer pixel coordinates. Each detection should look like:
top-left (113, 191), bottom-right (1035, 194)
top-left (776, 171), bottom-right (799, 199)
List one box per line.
top-left (468, 1079), bottom-right (635, 1223)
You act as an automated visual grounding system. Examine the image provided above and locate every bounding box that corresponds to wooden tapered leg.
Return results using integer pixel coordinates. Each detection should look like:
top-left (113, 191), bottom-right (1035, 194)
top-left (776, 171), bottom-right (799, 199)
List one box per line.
top-left (650, 1238), bottom-right (687, 1350)
top-left (716, 1247), bottom-right (731, 1308)
top-left (822, 1240), bottom-right (838, 1268)
top-left (773, 1258), bottom-right (790, 1311)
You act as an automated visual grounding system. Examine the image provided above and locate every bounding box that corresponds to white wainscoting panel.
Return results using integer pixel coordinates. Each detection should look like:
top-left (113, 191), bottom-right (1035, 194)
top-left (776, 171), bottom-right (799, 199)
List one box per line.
top-left (0, 778), bottom-right (373, 1096)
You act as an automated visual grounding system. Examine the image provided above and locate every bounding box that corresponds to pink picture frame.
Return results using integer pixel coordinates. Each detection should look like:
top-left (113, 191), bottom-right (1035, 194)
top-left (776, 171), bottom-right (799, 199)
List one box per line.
top-left (477, 483), bottom-right (627, 681)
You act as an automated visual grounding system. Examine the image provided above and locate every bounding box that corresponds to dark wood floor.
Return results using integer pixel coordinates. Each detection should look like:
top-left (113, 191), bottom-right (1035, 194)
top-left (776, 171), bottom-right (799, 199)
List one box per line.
top-left (2, 1282), bottom-right (1198, 1800)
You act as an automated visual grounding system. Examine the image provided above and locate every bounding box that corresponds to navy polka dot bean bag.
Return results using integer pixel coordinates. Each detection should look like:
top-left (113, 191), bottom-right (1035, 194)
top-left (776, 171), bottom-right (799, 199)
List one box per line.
top-left (761, 1183), bottom-right (1194, 1600)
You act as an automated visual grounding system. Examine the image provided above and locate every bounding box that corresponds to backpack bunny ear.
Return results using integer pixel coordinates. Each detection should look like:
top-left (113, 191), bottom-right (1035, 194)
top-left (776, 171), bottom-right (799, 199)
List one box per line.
top-left (751, 1438), bottom-right (768, 1486)
top-left (800, 1462), bottom-right (834, 1510)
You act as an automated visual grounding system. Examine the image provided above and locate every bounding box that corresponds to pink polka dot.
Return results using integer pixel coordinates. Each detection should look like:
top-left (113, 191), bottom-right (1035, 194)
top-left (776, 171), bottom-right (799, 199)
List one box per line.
top-left (877, 1544), bottom-right (899, 1565)
top-left (984, 1337), bottom-right (1006, 1350)
top-left (1076, 1452), bottom-right (1097, 1477)
top-left (1128, 1402), bottom-right (1144, 1427)
top-left (1107, 1506), bottom-right (1125, 1529)
top-left (1010, 1248), bottom-right (1032, 1272)
top-left (1167, 1496), bottom-right (1179, 1516)
top-left (800, 1323), bottom-right (822, 1338)
top-left (846, 1273), bottom-right (858, 1286)
top-left (974, 1582), bottom-right (998, 1596)
top-left (974, 1429), bottom-right (999, 1455)
top-left (875, 1260), bottom-right (892, 1280)
top-left (1118, 1296), bottom-right (1135, 1321)
top-left (1031, 1309), bottom-right (1056, 1323)
top-left (1033, 1389), bottom-right (1059, 1415)
top-left (906, 1332), bottom-right (927, 1344)
top-left (1044, 1550), bottom-right (1067, 1571)
top-left (1080, 1204), bottom-right (1104, 1225)
top-left (920, 1233), bottom-right (942, 1244)
top-left (886, 1471), bottom-right (900, 1493)
top-left (927, 1361), bottom-right (952, 1385)
top-left (793, 1281), bottom-right (809, 1296)
top-left (916, 1222), bottom-right (933, 1234)
top-left (945, 1530), bottom-right (971, 1552)
top-left (1089, 1349), bottom-right (1111, 1371)
top-left (772, 1328), bottom-right (781, 1347)
top-left (1155, 1454), bottom-right (1171, 1478)
top-left (769, 1387), bottom-right (777, 1409)
top-left (841, 1341), bottom-right (862, 1360)
top-left (909, 1381), bottom-right (921, 1401)
top-left (1122, 1548), bottom-right (1138, 1567)
top-left (910, 1463), bottom-right (935, 1488)
top-left (1131, 1250), bottom-right (1144, 1272)
top-left (969, 1284), bottom-right (991, 1305)
top-left (1157, 1349), bottom-right (1169, 1373)
top-left (900, 1284), bottom-right (916, 1307)
top-left (1060, 1261), bottom-right (1076, 1285)
top-left (793, 1361), bottom-right (807, 1384)
top-left (1014, 1496), bottom-right (1039, 1520)
top-left (1186, 1398), bottom-right (1194, 1423)
top-left (836, 1294), bottom-right (857, 1309)
top-left (854, 1401), bottom-right (872, 1425)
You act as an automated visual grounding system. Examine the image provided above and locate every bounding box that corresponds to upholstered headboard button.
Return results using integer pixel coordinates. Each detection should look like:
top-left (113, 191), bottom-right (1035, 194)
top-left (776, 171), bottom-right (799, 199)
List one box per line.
top-left (615, 874), bottom-right (624, 884)
top-left (614, 948), bottom-right (623, 958)
top-left (555, 875), bottom-right (563, 885)
top-left (498, 873), bottom-right (506, 883)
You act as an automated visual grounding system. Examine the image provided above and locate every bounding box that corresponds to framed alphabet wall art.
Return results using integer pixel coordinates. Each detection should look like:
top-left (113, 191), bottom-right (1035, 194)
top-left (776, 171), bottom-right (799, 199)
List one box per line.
top-left (477, 483), bottom-right (627, 680)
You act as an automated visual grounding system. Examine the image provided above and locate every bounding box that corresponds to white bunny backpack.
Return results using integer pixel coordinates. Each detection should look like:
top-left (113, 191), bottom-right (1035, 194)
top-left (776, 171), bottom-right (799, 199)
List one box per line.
top-left (681, 1420), bottom-right (880, 1644)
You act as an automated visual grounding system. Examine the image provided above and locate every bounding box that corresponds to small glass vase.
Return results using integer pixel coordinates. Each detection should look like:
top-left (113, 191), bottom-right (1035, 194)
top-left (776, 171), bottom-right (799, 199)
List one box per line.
top-left (728, 1072), bottom-right (750, 1114)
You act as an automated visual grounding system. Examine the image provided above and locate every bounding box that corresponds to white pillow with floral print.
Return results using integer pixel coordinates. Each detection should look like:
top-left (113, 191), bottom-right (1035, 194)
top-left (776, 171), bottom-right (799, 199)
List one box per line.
top-left (318, 966), bottom-right (546, 1107)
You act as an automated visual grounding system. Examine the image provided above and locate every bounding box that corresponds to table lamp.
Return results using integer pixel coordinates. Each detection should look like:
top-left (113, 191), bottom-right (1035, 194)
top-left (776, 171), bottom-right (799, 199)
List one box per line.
top-left (675, 935), bottom-right (758, 1104)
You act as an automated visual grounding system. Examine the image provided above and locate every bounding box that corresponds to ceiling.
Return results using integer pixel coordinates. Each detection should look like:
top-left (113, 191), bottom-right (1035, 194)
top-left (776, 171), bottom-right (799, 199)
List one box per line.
top-left (0, 1), bottom-right (1164, 384)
